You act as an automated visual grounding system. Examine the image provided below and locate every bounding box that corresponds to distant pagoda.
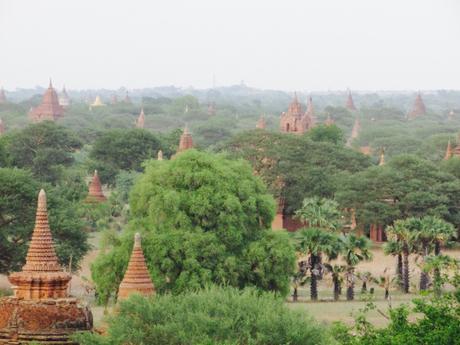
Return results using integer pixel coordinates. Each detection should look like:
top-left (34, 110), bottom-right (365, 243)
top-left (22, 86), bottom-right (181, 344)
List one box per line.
top-left (118, 233), bottom-right (155, 300)
top-left (407, 92), bottom-right (426, 119)
top-left (123, 91), bottom-right (132, 104)
top-left (85, 170), bottom-right (107, 203)
top-left (256, 115), bottom-right (266, 129)
top-left (90, 95), bottom-right (105, 108)
top-left (178, 125), bottom-right (193, 152)
top-left (135, 108), bottom-right (145, 128)
top-left (346, 90), bottom-right (357, 111)
top-left (324, 113), bottom-right (335, 126)
top-left (58, 86), bottom-right (70, 107)
top-left (280, 93), bottom-right (315, 134)
top-left (305, 96), bottom-right (316, 126)
top-left (0, 190), bottom-right (92, 343)
top-left (29, 80), bottom-right (65, 122)
top-left (0, 118), bottom-right (4, 135)
top-left (207, 102), bottom-right (216, 115)
top-left (0, 87), bottom-right (7, 104)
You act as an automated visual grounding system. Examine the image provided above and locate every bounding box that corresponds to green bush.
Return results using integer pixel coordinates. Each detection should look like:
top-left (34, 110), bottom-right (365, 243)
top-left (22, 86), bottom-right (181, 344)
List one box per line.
top-left (75, 286), bottom-right (335, 345)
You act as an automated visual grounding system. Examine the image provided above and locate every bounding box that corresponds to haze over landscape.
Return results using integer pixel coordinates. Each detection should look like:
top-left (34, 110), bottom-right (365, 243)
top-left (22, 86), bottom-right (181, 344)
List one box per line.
top-left (1, 0), bottom-right (460, 90)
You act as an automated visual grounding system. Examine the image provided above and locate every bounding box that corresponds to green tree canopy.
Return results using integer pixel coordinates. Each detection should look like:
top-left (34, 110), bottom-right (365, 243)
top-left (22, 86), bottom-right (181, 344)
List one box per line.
top-left (88, 128), bottom-right (162, 185)
top-left (75, 286), bottom-right (334, 345)
top-left (3, 121), bottom-right (81, 183)
top-left (91, 150), bottom-right (295, 303)
top-left (307, 124), bottom-right (345, 145)
top-left (0, 167), bottom-right (89, 273)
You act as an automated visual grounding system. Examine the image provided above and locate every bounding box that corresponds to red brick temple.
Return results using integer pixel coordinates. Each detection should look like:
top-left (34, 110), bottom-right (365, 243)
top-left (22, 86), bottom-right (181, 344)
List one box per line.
top-left (444, 140), bottom-right (453, 160)
top-left (280, 93), bottom-right (315, 134)
top-left (118, 233), bottom-right (155, 300)
top-left (346, 90), bottom-right (357, 111)
top-left (29, 80), bottom-right (65, 122)
top-left (178, 126), bottom-right (193, 152)
top-left (256, 115), bottom-right (266, 129)
top-left (85, 170), bottom-right (107, 203)
top-left (0, 190), bottom-right (92, 344)
top-left (407, 92), bottom-right (426, 119)
top-left (135, 108), bottom-right (145, 128)
top-left (0, 87), bottom-right (6, 104)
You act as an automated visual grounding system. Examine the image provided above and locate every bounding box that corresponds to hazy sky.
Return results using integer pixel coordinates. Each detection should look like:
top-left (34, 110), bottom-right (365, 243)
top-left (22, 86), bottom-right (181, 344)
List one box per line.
top-left (1, 0), bottom-right (459, 91)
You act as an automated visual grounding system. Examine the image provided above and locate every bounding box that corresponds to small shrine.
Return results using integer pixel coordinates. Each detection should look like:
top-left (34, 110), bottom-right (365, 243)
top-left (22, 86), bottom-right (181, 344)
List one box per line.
top-left (85, 170), bottom-right (107, 203)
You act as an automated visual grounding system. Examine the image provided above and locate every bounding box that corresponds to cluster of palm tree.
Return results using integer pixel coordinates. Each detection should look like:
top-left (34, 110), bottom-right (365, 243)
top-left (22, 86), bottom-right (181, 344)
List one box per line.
top-left (291, 197), bottom-right (372, 301)
top-left (384, 215), bottom-right (457, 294)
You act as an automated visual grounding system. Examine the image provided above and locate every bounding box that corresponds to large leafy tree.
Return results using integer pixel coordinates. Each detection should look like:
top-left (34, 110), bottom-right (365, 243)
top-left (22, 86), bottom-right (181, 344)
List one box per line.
top-left (295, 197), bottom-right (343, 231)
top-left (89, 128), bottom-right (162, 185)
top-left (3, 121), bottom-right (81, 183)
top-left (75, 286), bottom-right (334, 345)
top-left (223, 130), bottom-right (371, 214)
top-left (91, 150), bottom-right (295, 303)
top-left (0, 168), bottom-right (89, 273)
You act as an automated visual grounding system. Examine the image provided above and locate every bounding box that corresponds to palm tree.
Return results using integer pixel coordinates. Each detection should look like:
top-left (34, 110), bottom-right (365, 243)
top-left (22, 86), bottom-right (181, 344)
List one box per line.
top-left (357, 271), bottom-right (373, 293)
top-left (324, 263), bottom-right (346, 301)
top-left (384, 239), bottom-right (404, 290)
top-left (377, 268), bottom-right (392, 300)
top-left (341, 234), bottom-right (372, 300)
top-left (415, 216), bottom-right (456, 290)
top-left (295, 197), bottom-right (342, 231)
top-left (386, 219), bottom-right (417, 294)
top-left (291, 228), bottom-right (342, 301)
top-left (423, 255), bottom-right (458, 297)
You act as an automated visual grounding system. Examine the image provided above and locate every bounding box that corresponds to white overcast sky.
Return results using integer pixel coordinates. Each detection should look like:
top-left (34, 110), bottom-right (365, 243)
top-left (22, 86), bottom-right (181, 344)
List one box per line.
top-left (0, 0), bottom-right (459, 91)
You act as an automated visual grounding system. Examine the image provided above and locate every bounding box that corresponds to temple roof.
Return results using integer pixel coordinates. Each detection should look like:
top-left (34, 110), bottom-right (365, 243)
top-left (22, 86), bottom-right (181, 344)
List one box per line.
top-left (29, 80), bottom-right (65, 121)
top-left (178, 125), bottom-right (193, 152)
top-left (136, 108), bottom-right (145, 128)
top-left (86, 170), bottom-right (106, 203)
top-left (118, 233), bottom-right (155, 300)
top-left (407, 92), bottom-right (426, 119)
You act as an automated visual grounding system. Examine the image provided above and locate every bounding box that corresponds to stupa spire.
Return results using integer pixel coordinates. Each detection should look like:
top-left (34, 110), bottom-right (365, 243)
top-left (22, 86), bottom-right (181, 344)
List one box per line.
top-left (118, 233), bottom-right (155, 300)
top-left (378, 148), bottom-right (385, 166)
top-left (178, 125), bottom-right (193, 152)
top-left (136, 108), bottom-right (145, 128)
top-left (8, 190), bottom-right (71, 299)
top-left (346, 89), bottom-right (357, 111)
top-left (86, 170), bottom-right (107, 203)
top-left (407, 92), bottom-right (426, 119)
top-left (444, 140), bottom-right (453, 160)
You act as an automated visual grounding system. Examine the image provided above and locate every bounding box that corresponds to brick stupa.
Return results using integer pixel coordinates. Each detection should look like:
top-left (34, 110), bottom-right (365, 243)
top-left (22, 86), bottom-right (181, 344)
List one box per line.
top-left (29, 80), bottom-right (65, 122)
top-left (280, 93), bottom-right (314, 134)
top-left (407, 92), bottom-right (426, 119)
top-left (346, 90), bottom-right (357, 111)
top-left (0, 190), bottom-right (92, 344)
top-left (256, 115), bottom-right (266, 129)
top-left (135, 108), bottom-right (145, 128)
top-left (85, 170), bottom-right (107, 203)
top-left (178, 126), bottom-right (193, 152)
top-left (118, 233), bottom-right (155, 300)
top-left (444, 140), bottom-right (453, 160)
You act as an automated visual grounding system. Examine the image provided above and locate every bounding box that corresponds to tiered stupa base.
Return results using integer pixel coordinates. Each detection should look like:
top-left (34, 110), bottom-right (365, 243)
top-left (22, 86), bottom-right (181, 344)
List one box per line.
top-left (0, 297), bottom-right (92, 345)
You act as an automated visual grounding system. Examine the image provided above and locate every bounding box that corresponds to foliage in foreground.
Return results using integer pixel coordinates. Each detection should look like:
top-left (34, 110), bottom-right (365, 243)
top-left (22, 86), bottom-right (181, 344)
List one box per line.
top-left (75, 286), bottom-right (335, 345)
top-left (333, 274), bottom-right (460, 345)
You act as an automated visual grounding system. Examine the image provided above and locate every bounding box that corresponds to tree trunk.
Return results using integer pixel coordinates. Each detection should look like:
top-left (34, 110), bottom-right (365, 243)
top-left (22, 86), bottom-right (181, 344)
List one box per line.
top-left (361, 281), bottom-right (367, 293)
top-left (403, 249), bottom-right (410, 294)
top-left (310, 255), bottom-right (319, 301)
top-left (419, 244), bottom-right (429, 291)
top-left (293, 286), bottom-right (298, 302)
top-left (384, 288), bottom-right (389, 300)
top-left (333, 276), bottom-right (340, 301)
top-left (346, 269), bottom-right (355, 301)
top-left (397, 254), bottom-right (403, 290)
